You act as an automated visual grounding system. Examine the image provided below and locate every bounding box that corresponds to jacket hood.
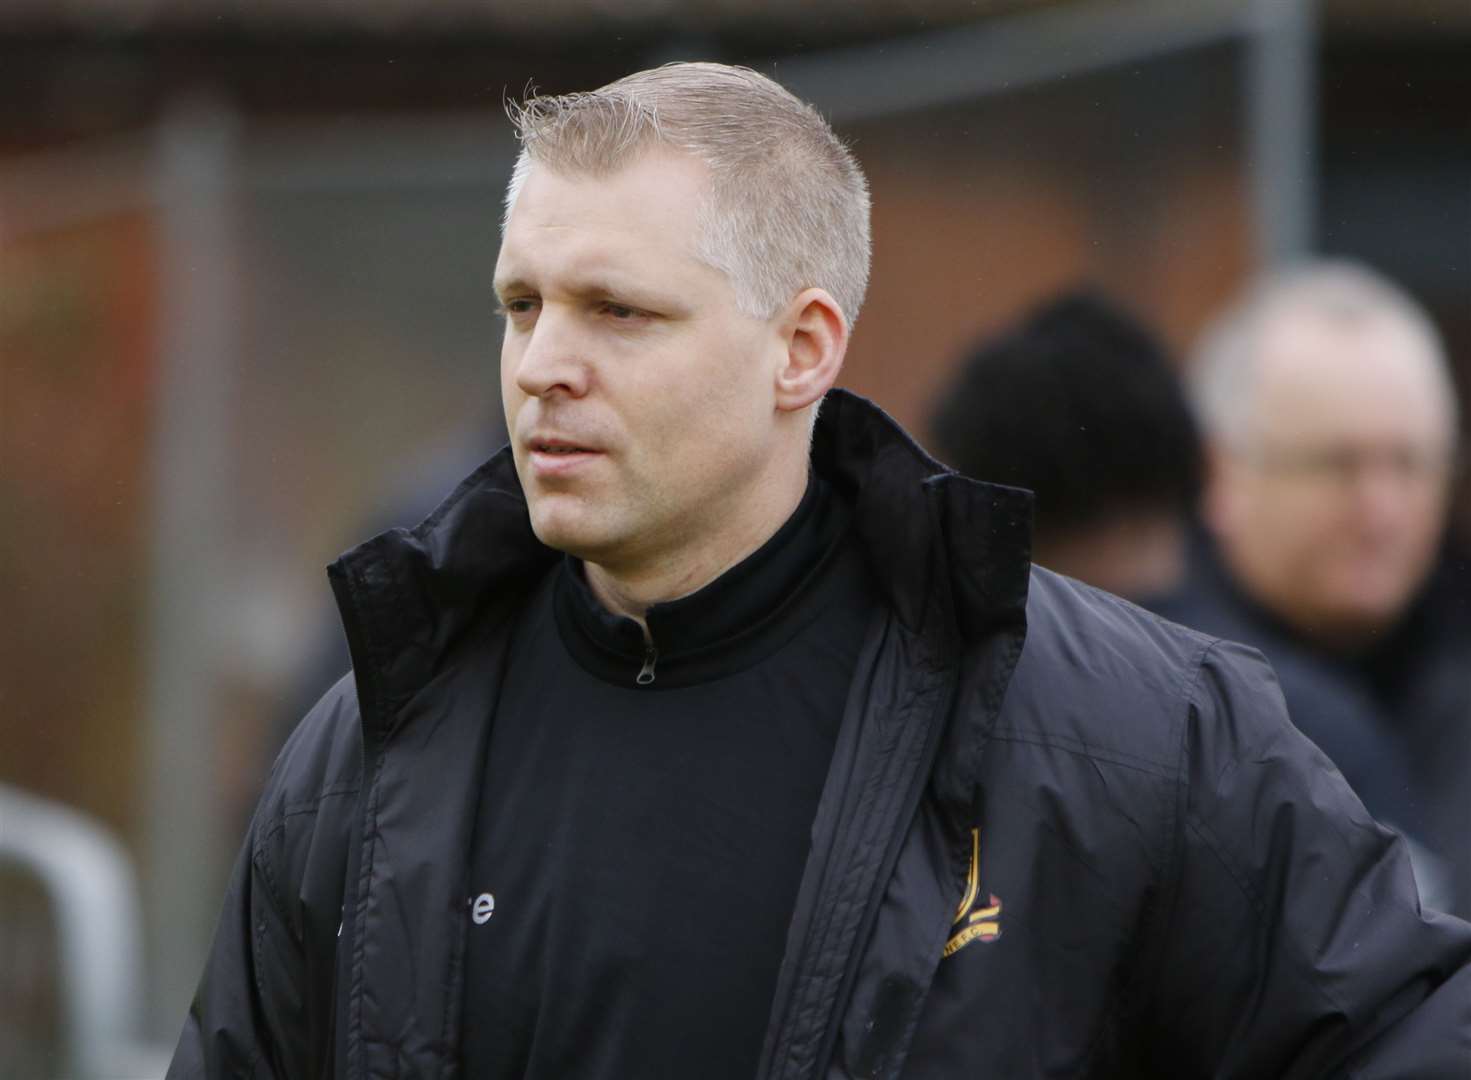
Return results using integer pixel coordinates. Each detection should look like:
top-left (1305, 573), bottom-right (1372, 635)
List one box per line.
top-left (329, 388), bottom-right (1033, 737)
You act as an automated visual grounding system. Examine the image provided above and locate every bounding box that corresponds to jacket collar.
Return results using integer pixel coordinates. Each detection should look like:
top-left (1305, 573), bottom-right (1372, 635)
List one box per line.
top-left (329, 388), bottom-right (1033, 738)
top-left (810, 390), bottom-right (1032, 652)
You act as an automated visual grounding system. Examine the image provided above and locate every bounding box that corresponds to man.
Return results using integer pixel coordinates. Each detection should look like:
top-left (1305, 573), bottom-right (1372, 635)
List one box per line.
top-left (171, 65), bottom-right (1470, 1079)
top-left (929, 289), bottom-right (1202, 600)
top-left (1156, 261), bottom-right (1471, 918)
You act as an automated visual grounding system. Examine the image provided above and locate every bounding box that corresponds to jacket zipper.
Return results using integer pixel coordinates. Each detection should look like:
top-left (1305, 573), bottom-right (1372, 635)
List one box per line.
top-left (636, 642), bottom-right (659, 685)
top-left (755, 639), bottom-right (966, 1080)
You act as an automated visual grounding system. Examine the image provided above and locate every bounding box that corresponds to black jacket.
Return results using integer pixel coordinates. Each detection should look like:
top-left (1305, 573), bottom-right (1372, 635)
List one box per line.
top-left (170, 391), bottom-right (1471, 1079)
top-left (1152, 532), bottom-right (1471, 921)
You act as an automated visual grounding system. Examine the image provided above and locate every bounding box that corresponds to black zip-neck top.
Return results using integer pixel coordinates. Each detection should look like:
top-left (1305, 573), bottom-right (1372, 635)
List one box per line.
top-left (554, 468), bottom-right (849, 688)
top-left (460, 470), bottom-right (881, 1078)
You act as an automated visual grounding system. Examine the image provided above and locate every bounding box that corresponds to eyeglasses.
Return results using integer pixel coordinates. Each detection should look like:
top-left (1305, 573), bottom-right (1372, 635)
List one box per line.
top-left (1238, 444), bottom-right (1458, 488)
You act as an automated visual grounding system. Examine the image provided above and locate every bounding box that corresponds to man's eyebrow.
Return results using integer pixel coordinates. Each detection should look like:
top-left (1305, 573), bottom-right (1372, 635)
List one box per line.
top-left (497, 271), bottom-right (673, 308)
top-left (493, 274), bottom-right (533, 298)
top-left (576, 277), bottom-right (651, 301)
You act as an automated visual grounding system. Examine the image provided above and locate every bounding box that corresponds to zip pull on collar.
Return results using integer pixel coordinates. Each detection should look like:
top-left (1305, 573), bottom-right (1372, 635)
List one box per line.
top-left (636, 642), bottom-right (659, 686)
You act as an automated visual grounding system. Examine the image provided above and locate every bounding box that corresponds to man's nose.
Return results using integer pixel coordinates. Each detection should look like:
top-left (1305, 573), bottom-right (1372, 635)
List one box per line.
top-left (513, 308), bottom-right (590, 399)
top-left (1349, 456), bottom-right (1421, 530)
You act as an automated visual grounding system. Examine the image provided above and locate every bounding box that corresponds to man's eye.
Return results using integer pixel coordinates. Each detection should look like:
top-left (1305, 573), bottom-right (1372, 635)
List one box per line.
top-left (602, 302), bottom-right (642, 320)
top-left (498, 298), bottom-right (539, 317)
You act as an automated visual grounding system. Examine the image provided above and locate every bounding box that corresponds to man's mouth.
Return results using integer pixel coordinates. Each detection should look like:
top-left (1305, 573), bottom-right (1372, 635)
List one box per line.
top-left (534, 443), bottom-right (594, 455)
top-left (526, 439), bottom-right (603, 474)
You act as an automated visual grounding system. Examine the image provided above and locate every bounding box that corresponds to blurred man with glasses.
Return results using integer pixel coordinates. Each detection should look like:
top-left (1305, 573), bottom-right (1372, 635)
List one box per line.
top-left (1160, 260), bottom-right (1471, 916)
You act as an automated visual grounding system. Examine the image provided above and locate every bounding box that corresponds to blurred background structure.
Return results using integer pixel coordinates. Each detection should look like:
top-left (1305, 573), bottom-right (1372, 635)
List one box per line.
top-left (1, 0), bottom-right (1467, 1072)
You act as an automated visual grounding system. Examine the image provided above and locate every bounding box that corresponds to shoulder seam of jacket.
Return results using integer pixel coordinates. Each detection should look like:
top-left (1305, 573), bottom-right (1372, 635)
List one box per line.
top-left (987, 727), bottom-right (1176, 778)
top-left (1179, 635), bottom-right (1353, 1026)
top-left (247, 851), bottom-right (288, 1078)
top-left (1134, 631), bottom-right (1214, 1041)
top-left (251, 783), bottom-right (361, 867)
top-left (1183, 810), bottom-right (1350, 1019)
top-left (279, 782), bottom-right (361, 821)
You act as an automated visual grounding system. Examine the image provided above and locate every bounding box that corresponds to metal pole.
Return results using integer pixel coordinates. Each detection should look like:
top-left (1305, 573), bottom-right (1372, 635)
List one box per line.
top-left (142, 95), bottom-right (241, 1041)
top-left (1246, 0), bottom-right (1318, 266)
top-left (775, 0), bottom-right (1250, 125)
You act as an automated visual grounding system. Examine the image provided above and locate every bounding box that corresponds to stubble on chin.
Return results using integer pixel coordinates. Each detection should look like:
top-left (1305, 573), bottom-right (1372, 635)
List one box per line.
top-left (525, 493), bottom-right (615, 563)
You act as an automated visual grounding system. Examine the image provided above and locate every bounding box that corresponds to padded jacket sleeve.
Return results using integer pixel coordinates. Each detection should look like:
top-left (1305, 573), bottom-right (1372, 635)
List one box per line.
top-left (165, 816), bottom-right (301, 1079)
top-left (1144, 639), bottom-right (1471, 1079)
top-left (165, 675), bottom-right (361, 1080)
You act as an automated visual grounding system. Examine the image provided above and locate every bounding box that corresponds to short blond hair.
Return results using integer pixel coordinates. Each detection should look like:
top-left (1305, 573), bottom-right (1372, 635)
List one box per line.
top-left (504, 62), bottom-right (872, 326)
top-left (1189, 259), bottom-right (1457, 447)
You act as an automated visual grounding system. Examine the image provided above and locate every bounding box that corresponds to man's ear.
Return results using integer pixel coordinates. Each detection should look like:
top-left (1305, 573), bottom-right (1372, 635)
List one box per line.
top-left (773, 287), bottom-right (848, 413)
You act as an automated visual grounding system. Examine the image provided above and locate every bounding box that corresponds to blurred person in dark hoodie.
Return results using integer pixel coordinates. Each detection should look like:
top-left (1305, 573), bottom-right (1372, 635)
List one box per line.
top-left (930, 289), bottom-right (1202, 601)
top-left (1155, 259), bottom-right (1471, 917)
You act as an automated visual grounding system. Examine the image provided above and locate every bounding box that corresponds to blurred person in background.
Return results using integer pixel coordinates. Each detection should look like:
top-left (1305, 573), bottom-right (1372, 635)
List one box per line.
top-left (169, 65), bottom-right (1471, 1079)
top-left (268, 423), bottom-right (505, 751)
top-left (1155, 259), bottom-right (1471, 917)
top-left (929, 290), bottom-right (1202, 600)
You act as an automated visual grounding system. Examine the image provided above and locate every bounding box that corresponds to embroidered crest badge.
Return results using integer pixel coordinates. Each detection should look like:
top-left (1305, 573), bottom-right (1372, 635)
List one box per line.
top-left (944, 827), bottom-right (1002, 958)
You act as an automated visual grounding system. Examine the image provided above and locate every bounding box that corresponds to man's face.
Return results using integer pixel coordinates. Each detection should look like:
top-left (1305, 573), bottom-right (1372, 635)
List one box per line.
top-left (495, 149), bottom-right (790, 577)
top-left (1206, 313), bottom-right (1454, 649)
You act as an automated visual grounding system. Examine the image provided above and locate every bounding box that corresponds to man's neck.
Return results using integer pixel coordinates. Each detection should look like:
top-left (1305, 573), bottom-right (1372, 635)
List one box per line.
top-left (583, 468), bottom-right (809, 636)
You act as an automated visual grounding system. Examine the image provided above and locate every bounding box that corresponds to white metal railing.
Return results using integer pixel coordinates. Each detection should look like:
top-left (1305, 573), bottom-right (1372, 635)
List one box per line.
top-left (0, 784), bottom-right (168, 1079)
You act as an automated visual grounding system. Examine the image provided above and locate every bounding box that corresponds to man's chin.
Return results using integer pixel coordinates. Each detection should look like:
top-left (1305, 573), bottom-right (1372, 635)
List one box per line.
top-left (527, 511), bottom-right (614, 562)
top-left (1307, 599), bottom-right (1411, 651)
top-left (1336, 572), bottom-right (1423, 623)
